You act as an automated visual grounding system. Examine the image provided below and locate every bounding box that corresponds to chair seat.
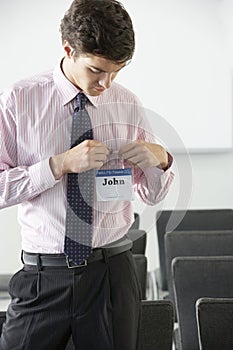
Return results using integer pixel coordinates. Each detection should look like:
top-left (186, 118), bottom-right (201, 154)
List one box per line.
top-left (196, 297), bottom-right (233, 350)
top-left (139, 300), bottom-right (174, 350)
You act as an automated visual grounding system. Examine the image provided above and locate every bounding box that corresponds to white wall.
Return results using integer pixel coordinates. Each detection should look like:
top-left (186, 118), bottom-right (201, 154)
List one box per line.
top-left (0, 0), bottom-right (233, 273)
top-left (119, 0), bottom-right (233, 151)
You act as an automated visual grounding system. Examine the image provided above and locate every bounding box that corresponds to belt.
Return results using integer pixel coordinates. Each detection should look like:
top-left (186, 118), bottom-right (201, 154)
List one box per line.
top-left (22, 237), bottom-right (133, 268)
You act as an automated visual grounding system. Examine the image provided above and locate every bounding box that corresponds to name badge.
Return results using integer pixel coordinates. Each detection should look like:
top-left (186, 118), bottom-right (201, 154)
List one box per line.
top-left (96, 168), bottom-right (133, 201)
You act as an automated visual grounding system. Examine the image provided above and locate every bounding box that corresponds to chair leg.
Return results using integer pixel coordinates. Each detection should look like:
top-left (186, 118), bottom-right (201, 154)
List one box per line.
top-left (147, 270), bottom-right (157, 299)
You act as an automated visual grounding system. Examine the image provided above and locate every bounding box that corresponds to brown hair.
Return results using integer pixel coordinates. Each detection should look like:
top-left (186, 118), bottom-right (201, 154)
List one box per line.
top-left (60, 0), bottom-right (135, 63)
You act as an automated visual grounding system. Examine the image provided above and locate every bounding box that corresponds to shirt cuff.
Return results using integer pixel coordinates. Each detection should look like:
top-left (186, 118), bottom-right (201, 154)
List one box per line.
top-left (29, 158), bottom-right (60, 193)
top-left (161, 152), bottom-right (173, 172)
top-left (142, 151), bottom-right (174, 179)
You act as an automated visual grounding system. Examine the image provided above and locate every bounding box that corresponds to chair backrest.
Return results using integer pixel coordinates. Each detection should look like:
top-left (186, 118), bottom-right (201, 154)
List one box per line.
top-left (0, 275), bottom-right (12, 292)
top-left (0, 311), bottom-right (6, 335)
top-left (138, 300), bottom-right (174, 350)
top-left (156, 209), bottom-right (233, 291)
top-left (133, 254), bottom-right (148, 300)
top-left (196, 297), bottom-right (233, 350)
top-left (127, 229), bottom-right (147, 255)
top-left (172, 256), bottom-right (233, 350)
top-left (165, 230), bottom-right (233, 304)
top-left (129, 212), bottom-right (140, 230)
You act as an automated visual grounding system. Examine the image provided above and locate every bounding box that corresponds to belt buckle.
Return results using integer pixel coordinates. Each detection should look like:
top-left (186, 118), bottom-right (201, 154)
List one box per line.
top-left (66, 256), bottom-right (88, 269)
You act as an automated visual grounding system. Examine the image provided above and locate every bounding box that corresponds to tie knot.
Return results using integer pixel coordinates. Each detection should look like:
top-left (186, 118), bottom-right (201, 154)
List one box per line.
top-left (76, 92), bottom-right (88, 111)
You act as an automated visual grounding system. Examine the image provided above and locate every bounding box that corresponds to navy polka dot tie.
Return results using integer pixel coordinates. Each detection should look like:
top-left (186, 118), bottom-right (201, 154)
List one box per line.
top-left (64, 92), bottom-right (94, 266)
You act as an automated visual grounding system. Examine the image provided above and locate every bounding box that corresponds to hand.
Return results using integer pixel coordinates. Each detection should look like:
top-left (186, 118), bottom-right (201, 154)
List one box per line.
top-left (50, 140), bottom-right (109, 180)
top-left (119, 141), bottom-right (168, 169)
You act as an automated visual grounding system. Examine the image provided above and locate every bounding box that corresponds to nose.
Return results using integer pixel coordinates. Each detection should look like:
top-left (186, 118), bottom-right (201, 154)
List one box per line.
top-left (98, 73), bottom-right (112, 89)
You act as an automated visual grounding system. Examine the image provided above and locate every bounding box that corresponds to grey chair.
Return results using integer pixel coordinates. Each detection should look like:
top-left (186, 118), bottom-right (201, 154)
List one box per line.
top-left (196, 297), bottom-right (233, 350)
top-left (172, 256), bottom-right (233, 350)
top-left (0, 274), bottom-right (12, 300)
top-left (165, 230), bottom-right (233, 309)
top-left (138, 300), bottom-right (174, 350)
top-left (155, 209), bottom-right (233, 298)
top-left (127, 229), bottom-right (147, 255)
top-left (0, 311), bottom-right (6, 334)
top-left (129, 212), bottom-right (140, 230)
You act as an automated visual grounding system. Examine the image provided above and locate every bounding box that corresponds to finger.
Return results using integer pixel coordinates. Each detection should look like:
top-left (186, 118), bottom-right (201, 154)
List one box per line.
top-left (120, 144), bottom-right (141, 158)
top-left (121, 149), bottom-right (138, 160)
top-left (83, 139), bottom-right (110, 151)
top-left (125, 155), bottom-right (144, 165)
top-left (119, 142), bottom-right (138, 155)
top-left (88, 146), bottom-right (109, 155)
top-left (92, 142), bottom-right (110, 155)
top-left (91, 160), bottom-right (104, 169)
top-left (94, 147), bottom-right (110, 155)
top-left (135, 160), bottom-right (149, 168)
top-left (120, 144), bottom-right (145, 160)
top-left (93, 153), bottom-right (108, 162)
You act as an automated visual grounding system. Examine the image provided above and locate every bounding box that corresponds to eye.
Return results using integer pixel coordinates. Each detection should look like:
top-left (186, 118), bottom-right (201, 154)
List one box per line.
top-left (89, 68), bottom-right (102, 74)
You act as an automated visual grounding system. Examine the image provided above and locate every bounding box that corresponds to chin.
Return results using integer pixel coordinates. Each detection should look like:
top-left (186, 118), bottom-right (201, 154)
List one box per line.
top-left (87, 89), bottom-right (104, 96)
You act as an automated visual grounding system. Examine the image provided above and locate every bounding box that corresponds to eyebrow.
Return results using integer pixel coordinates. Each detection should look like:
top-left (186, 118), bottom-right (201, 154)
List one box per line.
top-left (89, 64), bottom-right (125, 73)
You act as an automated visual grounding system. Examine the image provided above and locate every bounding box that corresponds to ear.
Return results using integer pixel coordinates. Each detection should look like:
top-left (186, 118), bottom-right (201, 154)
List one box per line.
top-left (63, 40), bottom-right (73, 58)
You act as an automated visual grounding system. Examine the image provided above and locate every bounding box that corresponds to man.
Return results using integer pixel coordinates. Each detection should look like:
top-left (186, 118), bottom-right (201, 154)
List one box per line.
top-left (0, 0), bottom-right (174, 349)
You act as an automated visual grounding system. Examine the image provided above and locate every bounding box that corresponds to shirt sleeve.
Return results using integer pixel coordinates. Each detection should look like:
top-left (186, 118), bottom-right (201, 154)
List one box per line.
top-left (0, 89), bottom-right (59, 209)
top-left (130, 104), bottom-right (175, 205)
top-left (133, 160), bottom-right (175, 205)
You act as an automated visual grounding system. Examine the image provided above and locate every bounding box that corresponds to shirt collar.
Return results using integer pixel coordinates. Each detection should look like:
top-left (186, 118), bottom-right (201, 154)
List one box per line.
top-left (53, 59), bottom-right (98, 108)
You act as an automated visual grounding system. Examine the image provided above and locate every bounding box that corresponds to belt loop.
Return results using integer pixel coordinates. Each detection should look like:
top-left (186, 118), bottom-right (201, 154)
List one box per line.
top-left (36, 253), bottom-right (42, 271)
top-left (102, 248), bottom-right (109, 264)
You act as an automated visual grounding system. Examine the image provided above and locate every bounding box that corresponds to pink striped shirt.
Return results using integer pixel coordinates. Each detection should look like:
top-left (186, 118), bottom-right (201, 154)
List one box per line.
top-left (0, 61), bottom-right (174, 253)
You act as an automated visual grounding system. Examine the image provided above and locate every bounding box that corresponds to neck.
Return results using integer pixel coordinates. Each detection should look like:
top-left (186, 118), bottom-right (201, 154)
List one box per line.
top-left (61, 57), bottom-right (77, 87)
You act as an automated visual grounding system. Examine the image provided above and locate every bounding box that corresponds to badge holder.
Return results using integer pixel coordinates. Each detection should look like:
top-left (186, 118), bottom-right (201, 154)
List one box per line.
top-left (95, 151), bottom-right (134, 201)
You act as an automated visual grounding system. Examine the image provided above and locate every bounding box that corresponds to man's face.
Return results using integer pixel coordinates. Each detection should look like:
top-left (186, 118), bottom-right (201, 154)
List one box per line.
top-left (63, 44), bottom-right (126, 96)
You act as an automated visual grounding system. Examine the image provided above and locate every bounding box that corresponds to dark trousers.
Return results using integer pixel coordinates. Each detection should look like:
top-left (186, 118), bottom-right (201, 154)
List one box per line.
top-left (0, 250), bottom-right (141, 350)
